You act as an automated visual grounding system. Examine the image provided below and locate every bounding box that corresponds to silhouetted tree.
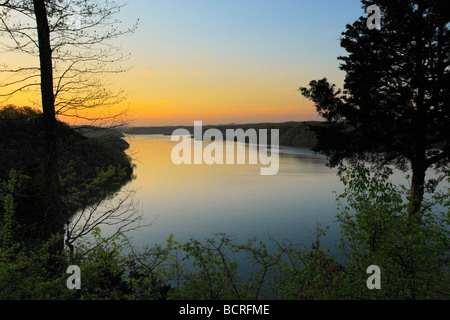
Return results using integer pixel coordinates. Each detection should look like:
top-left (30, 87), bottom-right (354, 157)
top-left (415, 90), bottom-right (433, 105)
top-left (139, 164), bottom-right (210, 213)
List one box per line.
top-left (0, 0), bottom-right (137, 257)
top-left (300, 0), bottom-right (450, 216)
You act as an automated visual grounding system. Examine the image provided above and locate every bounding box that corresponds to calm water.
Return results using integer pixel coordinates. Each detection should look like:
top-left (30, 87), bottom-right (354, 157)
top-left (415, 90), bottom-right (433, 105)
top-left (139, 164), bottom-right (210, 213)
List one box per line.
top-left (88, 133), bottom-right (448, 254)
top-left (89, 133), bottom-right (447, 255)
top-left (113, 134), bottom-right (345, 250)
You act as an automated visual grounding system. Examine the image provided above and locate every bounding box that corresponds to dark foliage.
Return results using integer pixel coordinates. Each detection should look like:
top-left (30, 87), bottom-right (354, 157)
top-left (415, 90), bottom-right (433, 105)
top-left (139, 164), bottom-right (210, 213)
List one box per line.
top-left (301, 0), bottom-right (450, 215)
top-left (0, 105), bottom-right (133, 245)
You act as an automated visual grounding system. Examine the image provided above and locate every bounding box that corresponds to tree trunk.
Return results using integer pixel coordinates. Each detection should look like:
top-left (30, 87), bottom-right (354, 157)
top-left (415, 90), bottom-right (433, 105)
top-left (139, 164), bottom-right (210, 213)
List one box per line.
top-left (409, 161), bottom-right (426, 217)
top-left (33, 0), bottom-right (64, 257)
top-left (408, 2), bottom-right (427, 219)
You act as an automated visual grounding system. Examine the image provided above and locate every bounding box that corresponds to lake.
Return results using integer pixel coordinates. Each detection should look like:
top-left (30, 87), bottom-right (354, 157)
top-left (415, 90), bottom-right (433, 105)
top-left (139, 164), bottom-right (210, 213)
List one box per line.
top-left (93, 133), bottom-right (445, 256)
top-left (110, 134), bottom-right (346, 252)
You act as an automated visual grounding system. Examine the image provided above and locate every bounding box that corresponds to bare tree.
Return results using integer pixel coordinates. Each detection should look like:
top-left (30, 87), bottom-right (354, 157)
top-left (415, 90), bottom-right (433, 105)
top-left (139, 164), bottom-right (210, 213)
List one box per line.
top-left (65, 188), bottom-right (146, 255)
top-left (0, 0), bottom-right (138, 256)
top-left (0, 0), bottom-right (137, 121)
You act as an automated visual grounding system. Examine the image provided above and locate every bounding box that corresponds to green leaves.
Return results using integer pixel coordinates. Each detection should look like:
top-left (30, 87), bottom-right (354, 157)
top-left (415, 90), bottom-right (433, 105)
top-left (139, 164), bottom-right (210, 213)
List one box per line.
top-left (336, 166), bottom-right (449, 299)
top-left (1, 163), bottom-right (448, 300)
top-left (301, 0), bottom-right (450, 212)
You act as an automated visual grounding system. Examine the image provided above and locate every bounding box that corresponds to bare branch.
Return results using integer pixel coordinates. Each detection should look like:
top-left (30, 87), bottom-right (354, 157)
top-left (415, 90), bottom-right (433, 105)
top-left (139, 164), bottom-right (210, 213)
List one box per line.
top-left (0, 0), bottom-right (137, 123)
top-left (65, 188), bottom-right (149, 254)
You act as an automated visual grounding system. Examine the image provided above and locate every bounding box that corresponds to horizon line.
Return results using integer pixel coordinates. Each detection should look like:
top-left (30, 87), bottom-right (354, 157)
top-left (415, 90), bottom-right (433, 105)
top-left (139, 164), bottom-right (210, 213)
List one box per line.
top-left (120, 119), bottom-right (324, 128)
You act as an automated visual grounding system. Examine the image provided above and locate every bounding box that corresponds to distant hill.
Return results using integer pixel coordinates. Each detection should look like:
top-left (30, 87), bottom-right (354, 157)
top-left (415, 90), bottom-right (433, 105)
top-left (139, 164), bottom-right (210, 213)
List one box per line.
top-left (73, 125), bottom-right (130, 150)
top-left (120, 121), bottom-right (325, 148)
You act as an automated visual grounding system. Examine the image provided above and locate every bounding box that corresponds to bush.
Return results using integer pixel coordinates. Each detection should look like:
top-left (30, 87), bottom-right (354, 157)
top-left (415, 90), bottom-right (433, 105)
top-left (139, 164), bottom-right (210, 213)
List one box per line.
top-left (1, 166), bottom-right (448, 300)
top-left (335, 166), bottom-right (449, 299)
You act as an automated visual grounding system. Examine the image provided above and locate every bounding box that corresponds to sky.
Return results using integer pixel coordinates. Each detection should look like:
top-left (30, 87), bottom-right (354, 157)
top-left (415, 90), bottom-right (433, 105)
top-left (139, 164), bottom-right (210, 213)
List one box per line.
top-left (2, 0), bottom-right (365, 126)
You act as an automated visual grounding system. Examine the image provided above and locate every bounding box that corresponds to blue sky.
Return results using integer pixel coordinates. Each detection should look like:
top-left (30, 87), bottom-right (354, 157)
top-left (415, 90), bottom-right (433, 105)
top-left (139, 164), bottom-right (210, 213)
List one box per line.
top-left (95, 0), bottom-right (367, 125)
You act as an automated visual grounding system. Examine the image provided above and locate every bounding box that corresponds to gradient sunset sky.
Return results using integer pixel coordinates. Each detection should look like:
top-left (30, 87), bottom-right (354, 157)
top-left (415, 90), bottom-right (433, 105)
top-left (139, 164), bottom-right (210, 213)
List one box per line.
top-left (3, 0), bottom-right (366, 126)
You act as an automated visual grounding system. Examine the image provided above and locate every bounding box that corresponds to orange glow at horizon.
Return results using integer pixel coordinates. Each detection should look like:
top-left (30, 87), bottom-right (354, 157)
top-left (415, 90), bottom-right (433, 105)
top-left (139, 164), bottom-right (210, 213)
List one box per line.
top-left (3, 93), bottom-right (321, 127)
top-left (124, 103), bottom-right (321, 127)
top-left (2, 88), bottom-right (321, 127)
top-left (0, 0), bottom-right (361, 128)
top-left (2, 65), bottom-right (323, 127)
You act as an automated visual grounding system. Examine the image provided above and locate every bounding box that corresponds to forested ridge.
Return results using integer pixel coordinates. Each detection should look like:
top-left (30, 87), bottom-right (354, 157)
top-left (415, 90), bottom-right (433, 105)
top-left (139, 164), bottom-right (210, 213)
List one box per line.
top-left (123, 121), bottom-right (323, 149)
top-left (0, 105), bottom-right (134, 245)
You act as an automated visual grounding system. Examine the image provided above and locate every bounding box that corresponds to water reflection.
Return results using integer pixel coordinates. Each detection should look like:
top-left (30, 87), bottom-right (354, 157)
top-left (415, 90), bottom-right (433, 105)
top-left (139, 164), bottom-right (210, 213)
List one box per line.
top-left (119, 134), bottom-right (343, 250)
